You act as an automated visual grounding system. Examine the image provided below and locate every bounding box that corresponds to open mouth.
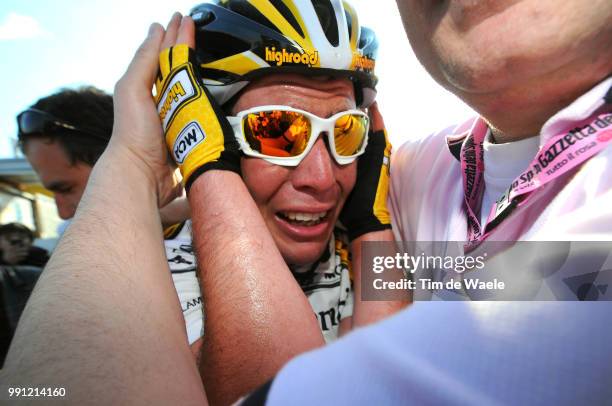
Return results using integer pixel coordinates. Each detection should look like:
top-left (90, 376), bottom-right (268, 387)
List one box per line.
top-left (277, 211), bottom-right (329, 227)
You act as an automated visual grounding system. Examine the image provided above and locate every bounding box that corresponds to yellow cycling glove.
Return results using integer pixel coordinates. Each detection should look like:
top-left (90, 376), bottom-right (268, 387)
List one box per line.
top-left (155, 44), bottom-right (240, 190)
top-left (340, 128), bottom-right (392, 241)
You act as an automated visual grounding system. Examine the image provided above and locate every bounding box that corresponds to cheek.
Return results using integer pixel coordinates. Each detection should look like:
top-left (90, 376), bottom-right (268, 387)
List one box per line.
top-left (77, 167), bottom-right (93, 189)
top-left (73, 182), bottom-right (88, 203)
top-left (241, 158), bottom-right (290, 207)
top-left (241, 158), bottom-right (357, 207)
top-left (70, 167), bottom-right (93, 204)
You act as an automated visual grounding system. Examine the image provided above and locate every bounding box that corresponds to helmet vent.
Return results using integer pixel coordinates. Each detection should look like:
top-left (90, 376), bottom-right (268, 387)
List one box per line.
top-left (229, 1), bottom-right (284, 37)
top-left (196, 31), bottom-right (251, 62)
top-left (312, 0), bottom-right (339, 46)
top-left (269, 0), bottom-right (305, 38)
top-left (344, 9), bottom-right (352, 38)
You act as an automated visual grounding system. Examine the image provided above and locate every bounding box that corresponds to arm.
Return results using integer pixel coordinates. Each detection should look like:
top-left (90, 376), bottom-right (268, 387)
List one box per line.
top-left (244, 303), bottom-right (610, 406)
top-left (190, 173), bottom-right (325, 406)
top-left (153, 18), bottom-right (324, 404)
top-left (2, 16), bottom-right (206, 405)
top-left (160, 196), bottom-right (191, 228)
top-left (339, 103), bottom-right (410, 330)
top-left (350, 229), bottom-right (410, 328)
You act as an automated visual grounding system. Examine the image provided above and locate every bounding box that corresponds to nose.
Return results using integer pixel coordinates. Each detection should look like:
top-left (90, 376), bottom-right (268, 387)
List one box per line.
top-left (291, 136), bottom-right (336, 194)
top-left (54, 195), bottom-right (75, 220)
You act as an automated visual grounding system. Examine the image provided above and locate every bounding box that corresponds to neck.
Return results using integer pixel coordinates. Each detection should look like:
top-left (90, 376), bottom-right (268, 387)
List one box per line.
top-left (475, 86), bottom-right (583, 144)
top-left (488, 124), bottom-right (536, 144)
top-left (462, 69), bottom-right (612, 144)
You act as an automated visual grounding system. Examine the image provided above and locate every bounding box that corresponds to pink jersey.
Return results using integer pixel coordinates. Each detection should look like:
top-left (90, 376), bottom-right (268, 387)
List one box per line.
top-left (389, 78), bottom-right (612, 301)
top-left (390, 77), bottom-right (612, 244)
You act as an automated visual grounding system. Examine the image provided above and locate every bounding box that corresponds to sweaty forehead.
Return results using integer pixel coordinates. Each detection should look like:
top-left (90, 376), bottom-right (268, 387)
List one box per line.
top-left (232, 74), bottom-right (356, 117)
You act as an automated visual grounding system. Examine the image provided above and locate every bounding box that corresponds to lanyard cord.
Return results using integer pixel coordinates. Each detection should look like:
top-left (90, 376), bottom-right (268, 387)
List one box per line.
top-left (459, 93), bottom-right (612, 251)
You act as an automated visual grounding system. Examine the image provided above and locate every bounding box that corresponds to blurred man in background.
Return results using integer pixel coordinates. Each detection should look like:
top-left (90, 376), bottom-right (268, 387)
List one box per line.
top-left (16, 86), bottom-right (202, 353)
top-left (0, 222), bottom-right (48, 366)
top-left (17, 87), bottom-right (112, 220)
top-left (17, 87), bottom-right (191, 225)
top-left (0, 223), bottom-right (48, 267)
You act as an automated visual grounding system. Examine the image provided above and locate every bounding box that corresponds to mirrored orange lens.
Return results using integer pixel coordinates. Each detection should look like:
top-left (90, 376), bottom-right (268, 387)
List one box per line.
top-left (242, 111), bottom-right (312, 157)
top-left (334, 114), bottom-right (368, 156)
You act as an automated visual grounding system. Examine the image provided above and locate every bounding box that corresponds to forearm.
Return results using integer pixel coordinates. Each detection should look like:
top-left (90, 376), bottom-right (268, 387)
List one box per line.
top-left (3, 147), bottom-right (205, 405)
top-left (160, 196), bottom-right (191, 228)
top-left (350, 229), bottom-right (410, 328)
top-left (190, 171), bottom-right (324, 405)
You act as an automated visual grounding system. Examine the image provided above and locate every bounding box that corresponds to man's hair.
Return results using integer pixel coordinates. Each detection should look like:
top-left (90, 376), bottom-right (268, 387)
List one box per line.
top-left (20, 86), bottom-right (113, 167)
top-left (0, 223), bottom-right (34, 241)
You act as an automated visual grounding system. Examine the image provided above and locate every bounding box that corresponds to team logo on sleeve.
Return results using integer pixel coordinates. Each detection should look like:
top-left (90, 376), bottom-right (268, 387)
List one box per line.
top-left (158, 69), bottom-right (197, 131)
top-left (173, 121), bottom-right (206, 163)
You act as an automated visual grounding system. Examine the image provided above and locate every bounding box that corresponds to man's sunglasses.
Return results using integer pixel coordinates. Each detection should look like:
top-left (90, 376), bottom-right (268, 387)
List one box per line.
top-left (227, 106), bottom-right (369, 166)
top-left (17, 108), bottom-right (108, 141)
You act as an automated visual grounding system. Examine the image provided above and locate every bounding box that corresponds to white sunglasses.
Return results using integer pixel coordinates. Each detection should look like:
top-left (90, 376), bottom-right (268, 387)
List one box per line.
top-left (227, 105), bottom-right (370, 166)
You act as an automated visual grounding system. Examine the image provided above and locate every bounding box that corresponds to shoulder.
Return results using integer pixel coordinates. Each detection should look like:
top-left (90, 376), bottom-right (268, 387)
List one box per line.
top-left (0, 264), bottom-right (42, 284)
top-left (521, 141), bottom-right (612, 240)
top-left (28, 246), bottom-right (49, 258)
top-left (393, 126), bottom-right (456, 168)
top-left (391, 124), bottom-right (464, 192)
top-left (551, 141), bottom-right (612, 206)
top-left (262, 302), bottom-right (611, 405)
top-left (389, 124), bottom-right (468, 241)
top-left (23, 246), bottom-right (49, 267)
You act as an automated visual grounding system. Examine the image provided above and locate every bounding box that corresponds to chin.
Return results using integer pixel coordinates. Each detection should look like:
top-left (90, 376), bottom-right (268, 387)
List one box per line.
top-left (279, 240), bottom-right (331, 267)
top-left (267, 210), bottom-right (340, 267)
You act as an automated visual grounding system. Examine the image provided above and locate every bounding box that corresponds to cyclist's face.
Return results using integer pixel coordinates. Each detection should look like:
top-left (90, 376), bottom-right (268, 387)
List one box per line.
top-left (24, 138), bottom-right (92, 220)
top-left (233, 74), bottom-right (357, 267)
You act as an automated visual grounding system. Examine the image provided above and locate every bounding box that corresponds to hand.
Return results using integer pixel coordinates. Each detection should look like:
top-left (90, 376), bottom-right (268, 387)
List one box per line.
top-left (340, 102), bottom-right (392, 240)
top-left (160, 196), bottom-right (191, 229)
top-left (108, 13), bottom-right (188, 208)
top-left (154, 16), bottom-right (241, 191)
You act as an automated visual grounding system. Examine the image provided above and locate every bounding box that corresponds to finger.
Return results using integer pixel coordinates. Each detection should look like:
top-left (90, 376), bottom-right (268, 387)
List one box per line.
top-left (368, 101), bottom-right (386, 131)
top-left (158, 13), bottom-right (182, 82)
top-left (120, 23), bottom-right (164, 90)
top-left (176, 16), bottom-right (195, 48)
top-left (161, 12), bottom-right (182, 51)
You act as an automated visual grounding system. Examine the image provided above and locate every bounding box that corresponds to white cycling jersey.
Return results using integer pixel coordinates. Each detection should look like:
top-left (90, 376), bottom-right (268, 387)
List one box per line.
top-left (164, 221), bottom-right (202, 345)
top-left (165, 221), bottom-right (353, 344)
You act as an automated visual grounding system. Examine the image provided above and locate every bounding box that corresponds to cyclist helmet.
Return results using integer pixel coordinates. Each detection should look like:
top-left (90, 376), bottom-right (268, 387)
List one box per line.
top-left (190, 0), bottom-right (378, 107)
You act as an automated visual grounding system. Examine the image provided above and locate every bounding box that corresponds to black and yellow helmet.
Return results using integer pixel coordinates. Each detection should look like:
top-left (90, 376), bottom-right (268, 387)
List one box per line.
top-left (190, 0), bottom-right (378, 107)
